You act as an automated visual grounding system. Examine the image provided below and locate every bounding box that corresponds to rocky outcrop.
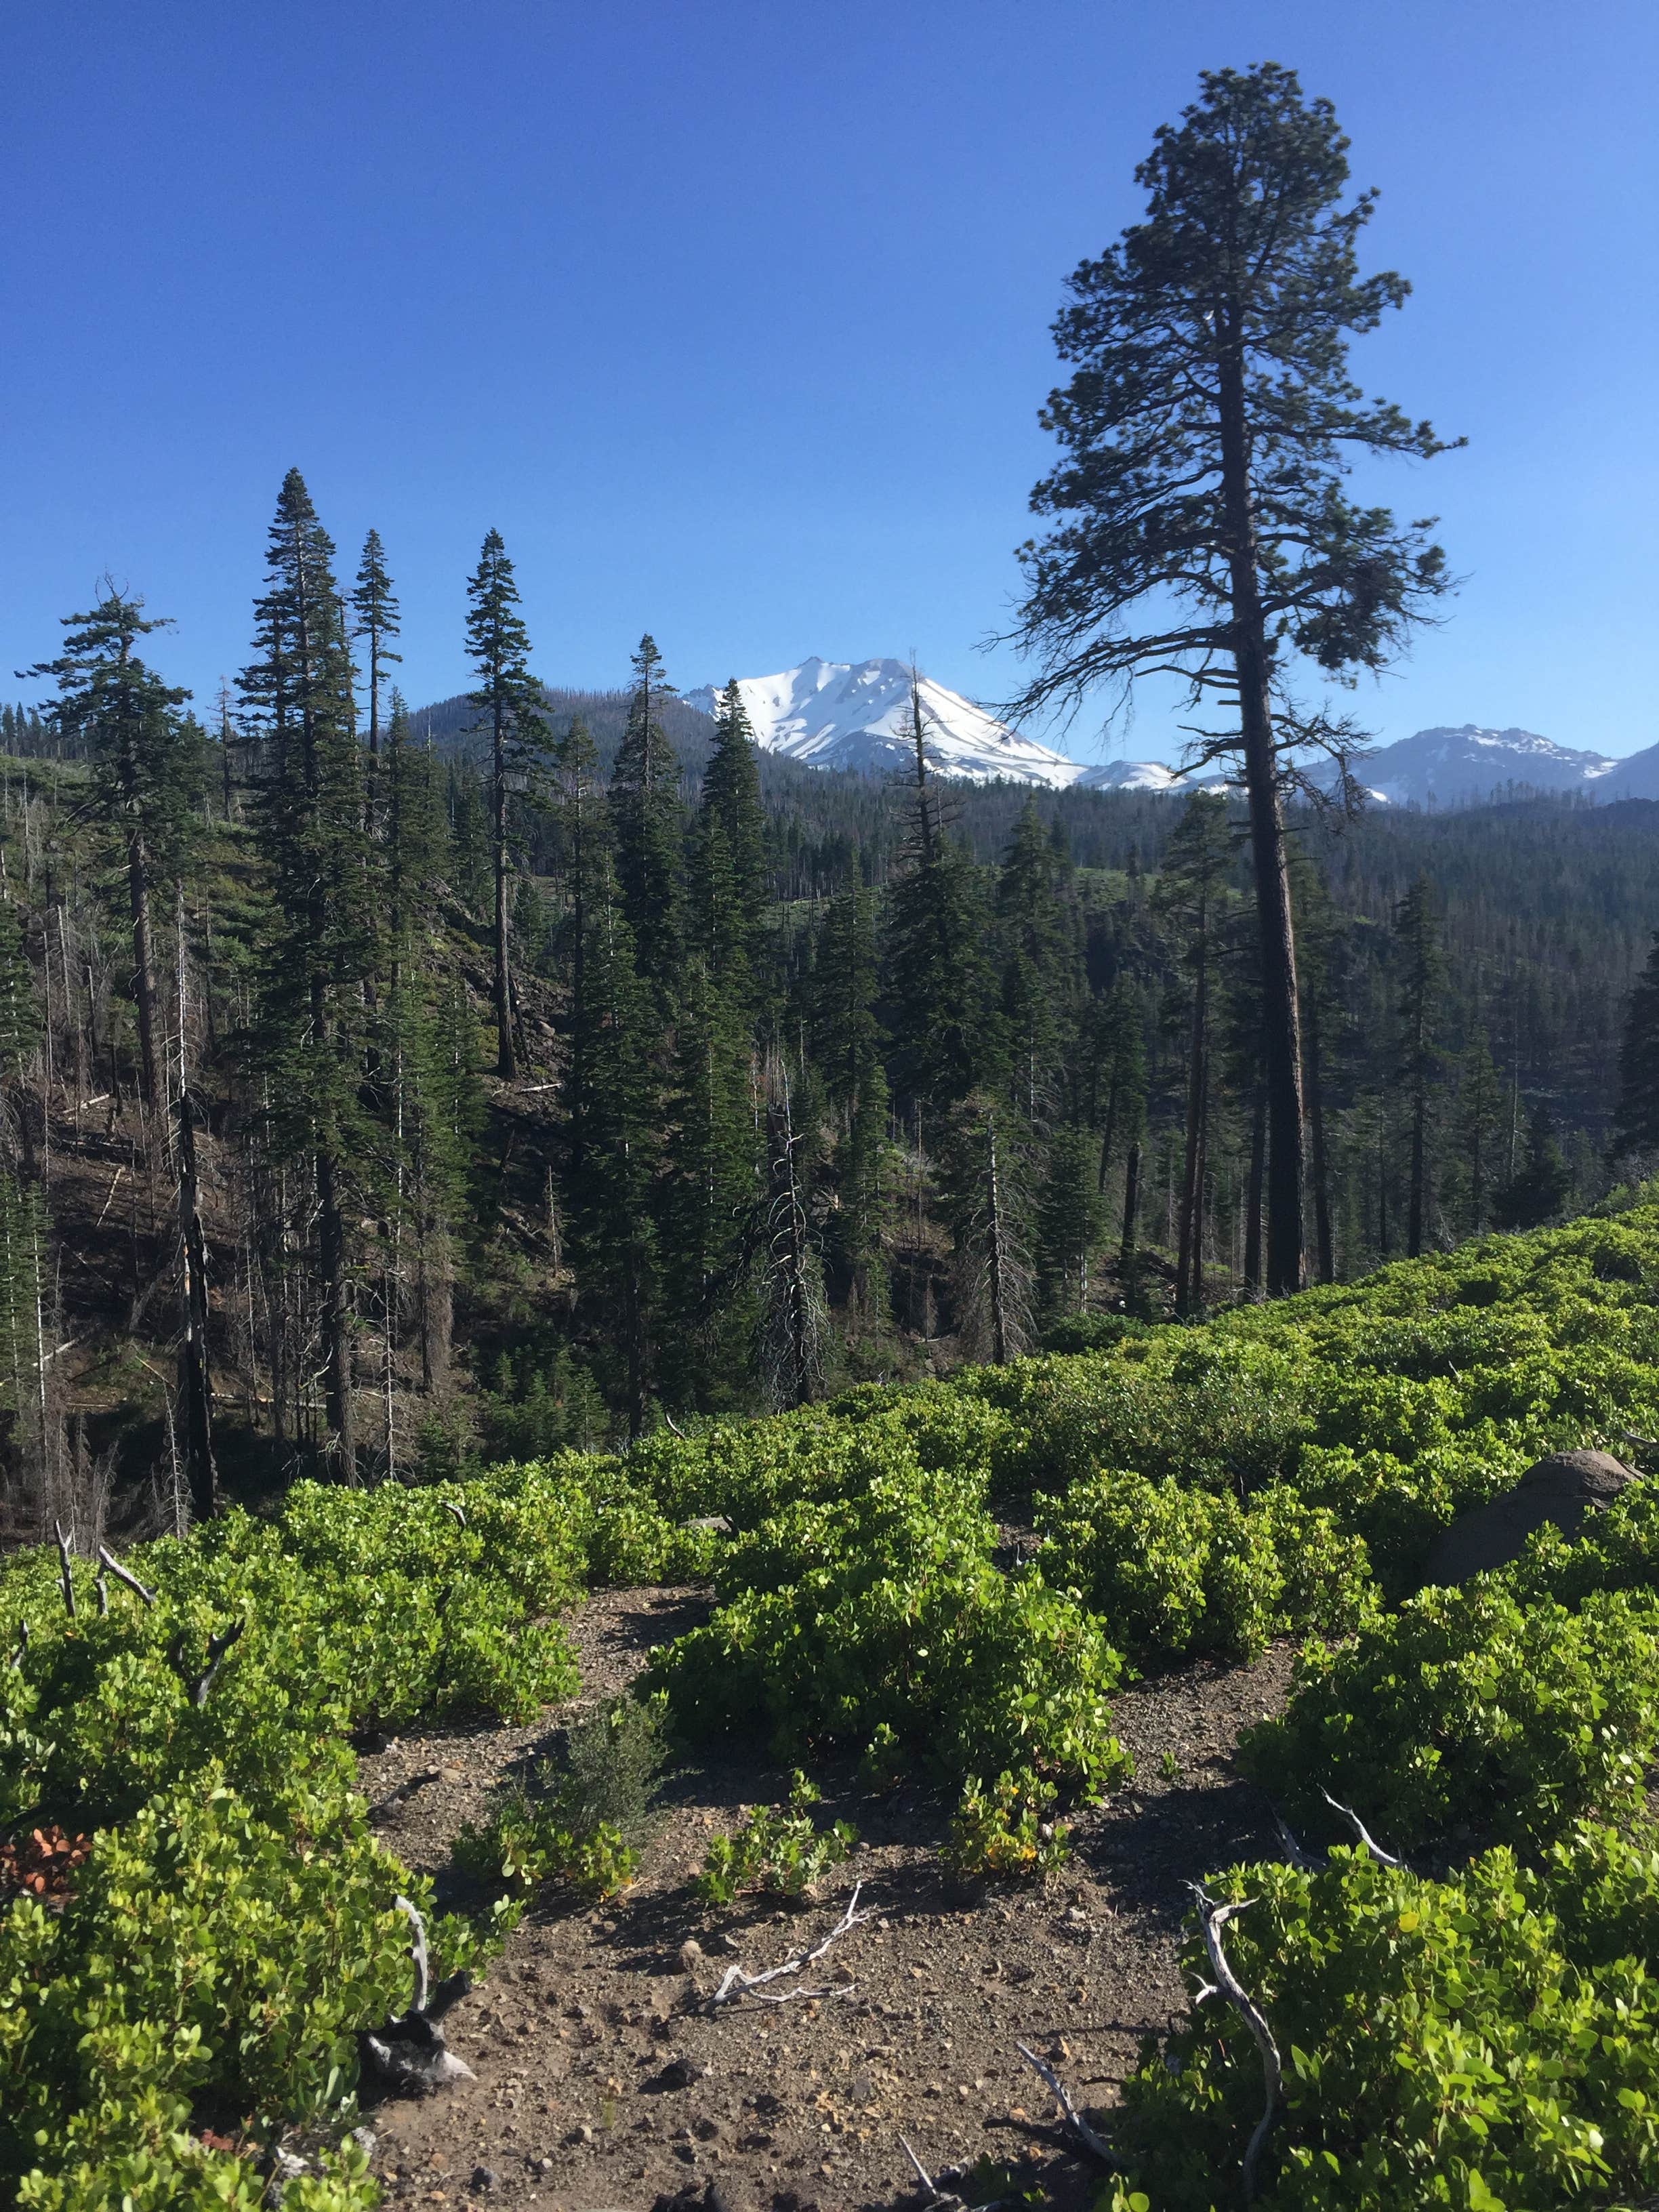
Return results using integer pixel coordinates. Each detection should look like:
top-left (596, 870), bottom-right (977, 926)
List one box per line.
top-left (1423, 1449), bottom-right (1637, 1586)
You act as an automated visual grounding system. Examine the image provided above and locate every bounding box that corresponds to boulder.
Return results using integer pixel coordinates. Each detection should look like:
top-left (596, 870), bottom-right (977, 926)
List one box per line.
top-left (1422, 1449), bottom-right (1637, 1586)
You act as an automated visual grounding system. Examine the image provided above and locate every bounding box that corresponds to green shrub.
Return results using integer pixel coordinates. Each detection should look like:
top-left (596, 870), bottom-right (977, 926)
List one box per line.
top-left (0, 1773), bottom-right (492, 2201)
top-left (942, 1768), bottom-right (1069, 1881)
top-left (655, 1460), bottom-right (1129, 1797)
top-left (1240, 1584), bottom-right (1659, 1850)
top-left (1098, 1837), bottom-right (1659, 2211)
top-left (1037, 1473), bottom-right (1375, 1666)
top-left (695, 1774), bottom-right (856, 1904)
top-left (455, 1693), bottom-right (668, 1902)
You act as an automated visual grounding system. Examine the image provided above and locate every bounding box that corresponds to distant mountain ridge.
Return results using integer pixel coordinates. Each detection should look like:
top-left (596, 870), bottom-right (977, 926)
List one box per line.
top-left (686, 674), bottom-right (1659, 808)
top-left (413, 667), bottom-right (1658, 809)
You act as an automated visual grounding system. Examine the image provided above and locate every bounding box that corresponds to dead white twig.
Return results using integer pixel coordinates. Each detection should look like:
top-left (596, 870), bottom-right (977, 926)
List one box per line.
top-left (1319, 1788), bottom-right (1406, 1868)
top-left (899, 2134), bottom-right (935, 2194)
top-left (97, 1544), bottom-right (157, 1607)
top-left (707, 1881), bottom-right (879, 2008)
top-left (1188, 1886), bottom-right (1279, 2203)
top-left (11, 1618), bottom-right (27, 1667)
top-left (1271, 1807), bottom-right (1315, 1870)
top-left (1015, 2041), bottom-right (1113, 2163)
top-left (441, 1501), bottom-right (466, 1530)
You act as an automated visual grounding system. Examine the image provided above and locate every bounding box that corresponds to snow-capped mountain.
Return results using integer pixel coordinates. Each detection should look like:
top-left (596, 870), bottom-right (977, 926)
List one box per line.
top-left (684, 659), bottom-right (1085, 786)
top-left (1350, 725), bottom-right (1619, 806)
top-left (684, 670), bottom-right (1653, 810)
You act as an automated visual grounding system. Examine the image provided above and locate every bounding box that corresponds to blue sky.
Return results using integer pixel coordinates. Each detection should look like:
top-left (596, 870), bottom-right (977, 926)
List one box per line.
top-left (4, 1), bottom-right (1655, 765)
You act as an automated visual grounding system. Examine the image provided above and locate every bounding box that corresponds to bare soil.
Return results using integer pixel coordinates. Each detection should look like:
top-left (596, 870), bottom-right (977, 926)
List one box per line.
top-left (356, 1591), bottom-right (1296, 2212)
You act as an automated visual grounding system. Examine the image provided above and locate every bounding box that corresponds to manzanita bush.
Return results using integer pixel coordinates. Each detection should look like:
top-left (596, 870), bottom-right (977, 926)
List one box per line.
top-left (9, 1196), bottom-right (1659, 2209)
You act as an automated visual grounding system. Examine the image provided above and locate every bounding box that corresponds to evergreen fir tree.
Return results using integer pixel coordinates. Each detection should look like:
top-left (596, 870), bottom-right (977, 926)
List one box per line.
top-left (1153, 794), bottom-right (1236, 1315)
top-left (464, 529), bottom-right (547, 1078)
top-left (609, 635), bottom-right (686, 1007)
top-left (697, 679), bottom-right (769, 983)
top-left (996, 798), bottom-right (1071, 1125)
top-left (24, 586), bottom-right (203, 1106)
top-left (1034, 1123), bottom-right (1103, 1317)
top-left (238, 468), bottom-right (372, 1478)
top-left (659, 954), bottom-right (759, 1409)
top-left (1494, 1102), bottom-right (1571, 1229)
top-left (809, 888), bottom-right (889, 1320)
top-left (885, 684), bottom-right (996, 1111)
top-left (351, 529), bottom-right (401, 832)
top-left (563, 853), bottom-right (661, 1435)
top-left (1456, 1023), bottom-right (1505, 1231)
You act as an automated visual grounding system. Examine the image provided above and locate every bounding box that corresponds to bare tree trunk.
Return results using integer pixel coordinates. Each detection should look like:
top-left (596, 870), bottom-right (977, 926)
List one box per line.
top-left (126, 831), bottom-right (161, 1107)
top-left (1408, 1084), bottom-right (1428, 1258)
top-left (176, 1091), bottom-right (218, 1519)
top-left (1118, 1139), bottom-right (1141, 1296)
top-left (1305, 998), bottom-right (1334, 1282)
top-left (493, 701), bottom-right (516, 1080)
top-left (1243, 1069), bottom-right (1266, 1298)
top-left (985, 1107), bottom-right (1012, 1366)
top-left (1176, 965), bottom-right (1208, 1317)
top-left (1218, 336), bottom-right (1304, 1296)
top-left (762, 1083), bottom-right (824, 1408)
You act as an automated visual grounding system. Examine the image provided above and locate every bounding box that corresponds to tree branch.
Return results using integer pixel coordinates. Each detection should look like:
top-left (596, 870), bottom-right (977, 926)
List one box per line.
top-left (1187, 1887), bottom-right (1279, 2203)
top-left (1015, 2041), bottom-right (1113, 2163)
top-left (1319, 1788), bottom-right (1406, 1868)
top-left (707, 1882), bottom-right (879, 2008)
top-left (97, 1544), bottom-right (157, 1607)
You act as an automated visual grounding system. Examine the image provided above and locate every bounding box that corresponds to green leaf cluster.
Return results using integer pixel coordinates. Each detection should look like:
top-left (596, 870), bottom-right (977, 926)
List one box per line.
top-left (1037, 1471), bottom-right (1375, 1666)
top-left (695, 1772), bottom-right (856, 1905)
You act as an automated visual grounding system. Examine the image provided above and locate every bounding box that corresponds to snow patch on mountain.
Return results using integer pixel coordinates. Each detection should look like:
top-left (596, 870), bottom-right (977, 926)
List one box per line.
top-left (687, 669), bottom-right (1653, 811)
top-left (685, 659), bottom-right (1090, 786)
top-left (1353, 725), bottom-right (1618, 806)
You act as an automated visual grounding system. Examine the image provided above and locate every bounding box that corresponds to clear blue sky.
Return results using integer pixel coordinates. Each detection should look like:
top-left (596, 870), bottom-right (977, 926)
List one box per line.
top-left (4, 1), bottom-right (1654, 764)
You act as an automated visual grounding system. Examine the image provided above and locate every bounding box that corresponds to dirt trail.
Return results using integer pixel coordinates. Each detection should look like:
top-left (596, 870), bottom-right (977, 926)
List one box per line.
top-left (355, 1593), bottom-right (1296, 2212)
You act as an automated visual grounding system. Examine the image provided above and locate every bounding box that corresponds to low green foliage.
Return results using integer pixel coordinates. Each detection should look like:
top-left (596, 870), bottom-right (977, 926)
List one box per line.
top-left (942, 1767), bottom-right (1070, 1881)
top-left (1099, 1832), bottom-right (1659, 2211)
top-left (654, 1454), bottom-right (1130, 1796)
top-left (1240, 1584), bottom-right (1659, 1851)
top-left (695, 1774), bottom-right (856, 1904)
top-left (455, 1692), bottom-right (668, 1902)
top-left (1037, 1472), bottom-right (1376, 1666)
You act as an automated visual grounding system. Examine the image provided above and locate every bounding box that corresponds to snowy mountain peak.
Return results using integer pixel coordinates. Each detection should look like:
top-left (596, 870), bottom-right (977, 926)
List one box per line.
top-left (685, 659), bottom-right (1088, 787)
top-left (1357, 724), bottom-right (1619, 804)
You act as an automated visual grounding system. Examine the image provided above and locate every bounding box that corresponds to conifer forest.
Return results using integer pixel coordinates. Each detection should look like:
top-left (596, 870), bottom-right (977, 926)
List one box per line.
top-left (7, 50), bottom-right (1659, 2212)
top-left (0, 464), bottom-right (1653, 1536)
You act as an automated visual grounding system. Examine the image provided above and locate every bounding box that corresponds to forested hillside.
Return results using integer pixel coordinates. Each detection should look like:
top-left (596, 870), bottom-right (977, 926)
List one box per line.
top-left (2, 469), bottom-right (1659, 1544)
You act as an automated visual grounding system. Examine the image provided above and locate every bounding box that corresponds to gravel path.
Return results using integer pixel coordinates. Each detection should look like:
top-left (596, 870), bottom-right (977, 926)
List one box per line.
top-left (355, 1594), bottom-right (1296, 2212)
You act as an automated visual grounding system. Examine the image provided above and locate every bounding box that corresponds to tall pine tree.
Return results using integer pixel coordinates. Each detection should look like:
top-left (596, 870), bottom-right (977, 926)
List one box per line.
top-left (464, 530), bottom-right (546, 1079)
top-left (610, 635), bottom-right (685, 1008)
top-left (239, 469), bottom-right (371, 1478)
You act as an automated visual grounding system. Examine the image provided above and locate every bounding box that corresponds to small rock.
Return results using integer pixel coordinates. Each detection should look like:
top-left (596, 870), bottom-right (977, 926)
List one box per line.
top-left (657, 2054), bottom-right (711, 2089)
top-left (470, 2165), bottom-right (497, 2192)
top-left (440, 1765), bottom-right (467, 1785)
top-left (565, 2121), bottom-right (594, 2145)
top-left (678, 1938), bottom-right (705, 1972)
